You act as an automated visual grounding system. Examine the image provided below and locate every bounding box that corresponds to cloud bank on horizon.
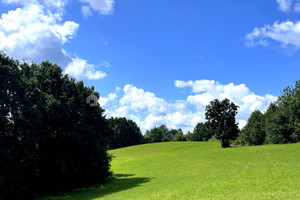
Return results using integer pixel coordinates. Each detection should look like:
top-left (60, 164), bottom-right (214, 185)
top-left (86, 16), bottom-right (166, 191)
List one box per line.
top-left (99, 80), bottom-right (277, 133)
top-left (0, 0), bottom-right (114, 80)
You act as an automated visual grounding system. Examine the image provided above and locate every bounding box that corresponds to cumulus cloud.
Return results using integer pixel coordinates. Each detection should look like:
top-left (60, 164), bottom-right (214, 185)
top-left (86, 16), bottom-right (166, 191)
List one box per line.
top-left (98, 87), bottom-right (120, 108)
top-left (100, 81), bottom-right (277, 134)
top-left (245, 20), bottom-right (300, 49)
top-left (179, 80), bottom-right (277, 121)
top-left (276, 0), bottom-right (293, 12)
top-left (119, 84), bottom-right (169, 116)
top-left (0, 3), bottom-right (77, 67)
top-left (65, 57), bottom-right (107, 80)
top-left (0, 0), bottom-right (112, 80)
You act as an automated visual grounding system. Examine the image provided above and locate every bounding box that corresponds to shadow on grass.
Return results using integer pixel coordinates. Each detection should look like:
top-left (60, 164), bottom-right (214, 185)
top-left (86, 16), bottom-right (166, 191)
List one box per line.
top-left (40, 174), bottom-right (152, 200)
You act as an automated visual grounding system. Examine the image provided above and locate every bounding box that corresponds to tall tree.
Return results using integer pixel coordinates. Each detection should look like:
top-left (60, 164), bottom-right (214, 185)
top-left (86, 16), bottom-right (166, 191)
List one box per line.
top-left (192, 122), bottom-right (213, 141)
top-left (0, 53), bottom-right (112, 199)
top-left (108, 117), bottom-right (144, 149)
top-left (205, 98), bottom-right (239, 148)
top-left (243, 110), bottom-right (265, 145)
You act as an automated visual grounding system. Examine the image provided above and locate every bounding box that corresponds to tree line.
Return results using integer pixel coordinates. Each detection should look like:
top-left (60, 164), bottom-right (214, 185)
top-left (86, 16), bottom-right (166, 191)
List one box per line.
top-left (237, 81), bottom-right (300, 146)
top-left (0, 53), bottom-right (112, 199)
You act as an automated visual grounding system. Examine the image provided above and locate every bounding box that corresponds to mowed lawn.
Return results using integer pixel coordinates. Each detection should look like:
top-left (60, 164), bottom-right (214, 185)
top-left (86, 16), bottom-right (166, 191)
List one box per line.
top-left (39, 142), bottom-right (300, 200)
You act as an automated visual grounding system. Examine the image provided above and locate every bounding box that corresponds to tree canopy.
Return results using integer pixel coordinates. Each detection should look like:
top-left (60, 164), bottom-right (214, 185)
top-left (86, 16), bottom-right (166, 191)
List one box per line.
top-left (108, 117), bottom-right (144, 149)
top-left (205, 98), bottom-right (239, 148)
top-left (240, 80), bottom-right (300, 146)
top-left (242, 110), bottom-right (265, 145)
top-left (0, 53), bottom-right (111, 199)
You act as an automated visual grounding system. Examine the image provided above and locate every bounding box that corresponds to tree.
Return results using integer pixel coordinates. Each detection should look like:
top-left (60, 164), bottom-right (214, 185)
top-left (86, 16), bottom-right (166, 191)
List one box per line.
top-left (108, 117), bottom-right (144, 149)
top-left (239, 80), bottom-right (300, 146)
top-left (185, 131), bottom-right (194, 141)
top-left (261, 81), bottom-right (300, 144)
top-left (144, 125), bottom-right (172, 143)
top-left (173, 129), bottom-right (186, 141)
top-left (243, 110), bottom-right (265, 145)
top-left (205, 98), bottom-right (239, 148)
top-left (0, 53), bottom-right (112, 199)
top-left (264, 103), bottom-right (289, 144)
top-left (192, 122), bottom-right (213, 141)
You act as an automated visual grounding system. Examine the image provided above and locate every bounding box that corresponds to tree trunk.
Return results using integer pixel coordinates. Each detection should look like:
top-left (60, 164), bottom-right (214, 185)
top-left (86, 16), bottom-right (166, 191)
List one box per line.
top-left (221, 139), bottom-right (230, 148)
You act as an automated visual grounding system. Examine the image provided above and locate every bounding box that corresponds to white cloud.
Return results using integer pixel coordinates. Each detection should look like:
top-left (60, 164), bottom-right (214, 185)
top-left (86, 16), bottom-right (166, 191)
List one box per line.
top-left (175, 80), bottom-right (219, 93)
top-left (276, 0), bottom-right (293, 12)
top-left (245, 20), bottom-right (300, 49)
top-left (119, 84), bottom-right (168, 116)
top-left (238, 120), bottom-right (247, 129)
top-left (0, 4), bottom-right (77, 67)
top-left (98, 87), bottom-right (119, 108)
top-left (80, 0), bottom-right (114, 15)
top-left (65, 57), bottom-right (106, 80)
top-left (101, 81), bottom-right (277, 134)
top-left (0, 0), bottom-right (112, 80)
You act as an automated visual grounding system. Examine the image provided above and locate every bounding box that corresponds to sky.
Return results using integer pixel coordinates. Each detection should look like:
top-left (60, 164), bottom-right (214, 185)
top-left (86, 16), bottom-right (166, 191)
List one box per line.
top-left (0, 0), bottom-right (300, 133)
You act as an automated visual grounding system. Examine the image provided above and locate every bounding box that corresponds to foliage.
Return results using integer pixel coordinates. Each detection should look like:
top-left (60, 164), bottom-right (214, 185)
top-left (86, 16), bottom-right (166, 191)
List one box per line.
top-left (173, 129), bottom-right (187, 141)
top-left (185, 131), bottom-right (193, 141)
top-left (242, 80), bottom-right (300, 145)
top-left (192, 122), bottom-right (213, 141)
top-left (144, 125), bottom-right (187, 143)
top-left (242, 110), bottom-right (265, 145)
top-left (144, 125), bottom-right (170, 143)
top-left (205, 98), bottom-right (239, 148)
top-left (0, 53), bottom-right (111, 199)
top-left (108, 117), bottom-right (144, 149)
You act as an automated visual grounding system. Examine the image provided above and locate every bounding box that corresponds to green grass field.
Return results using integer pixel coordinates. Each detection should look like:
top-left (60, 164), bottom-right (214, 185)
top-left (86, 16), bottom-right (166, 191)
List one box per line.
top-left (39, 142), bottom-right (300, 200)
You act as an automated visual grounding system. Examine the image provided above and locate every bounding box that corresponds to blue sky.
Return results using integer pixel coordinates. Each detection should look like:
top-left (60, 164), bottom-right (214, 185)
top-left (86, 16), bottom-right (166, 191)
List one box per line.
top-left (0, 0), bottom-right (299, 133)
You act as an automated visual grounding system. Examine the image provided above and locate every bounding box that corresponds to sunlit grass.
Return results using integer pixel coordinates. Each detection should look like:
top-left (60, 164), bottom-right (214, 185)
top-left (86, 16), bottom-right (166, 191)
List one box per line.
top-left (39, 142), bottom-right (300, 200)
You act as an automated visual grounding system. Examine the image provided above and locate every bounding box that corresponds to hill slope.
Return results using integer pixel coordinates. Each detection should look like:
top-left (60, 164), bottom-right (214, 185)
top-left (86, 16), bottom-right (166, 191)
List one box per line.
top-left (40, 142), bottom-right (300, 200)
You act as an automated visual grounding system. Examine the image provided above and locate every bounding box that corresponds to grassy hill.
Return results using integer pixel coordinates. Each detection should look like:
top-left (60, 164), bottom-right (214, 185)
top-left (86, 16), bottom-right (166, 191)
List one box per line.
top-left (39, 142), bottom-right (300, 200)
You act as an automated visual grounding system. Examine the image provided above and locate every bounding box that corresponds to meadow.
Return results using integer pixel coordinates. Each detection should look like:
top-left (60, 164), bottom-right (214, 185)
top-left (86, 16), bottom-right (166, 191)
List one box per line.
top-left (39, 142), bottom-right (300, 200)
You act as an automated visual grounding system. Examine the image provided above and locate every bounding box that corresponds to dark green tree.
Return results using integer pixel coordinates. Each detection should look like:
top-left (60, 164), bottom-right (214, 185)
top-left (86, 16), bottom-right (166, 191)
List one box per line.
top-left (264, 103), bottom-right (289, 144)
top-left (0, 53), bottom-right (112, 199)
top-left (173, 129), bottom-right (186, 141)
top-left (144, 125), bottom-right (171, 143)
top-left (168, 129), bottom-right (179, 141)
top-left (185, 131), bottom-right (194, 141)
top-left (192, 122), bottom-right (213, 141)
top-left (243, 110), bottom-right (265, 145)
top-left (108, 117), bottom-right (144, 149)
top-left (205, 98), bottom-right (239, 148)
